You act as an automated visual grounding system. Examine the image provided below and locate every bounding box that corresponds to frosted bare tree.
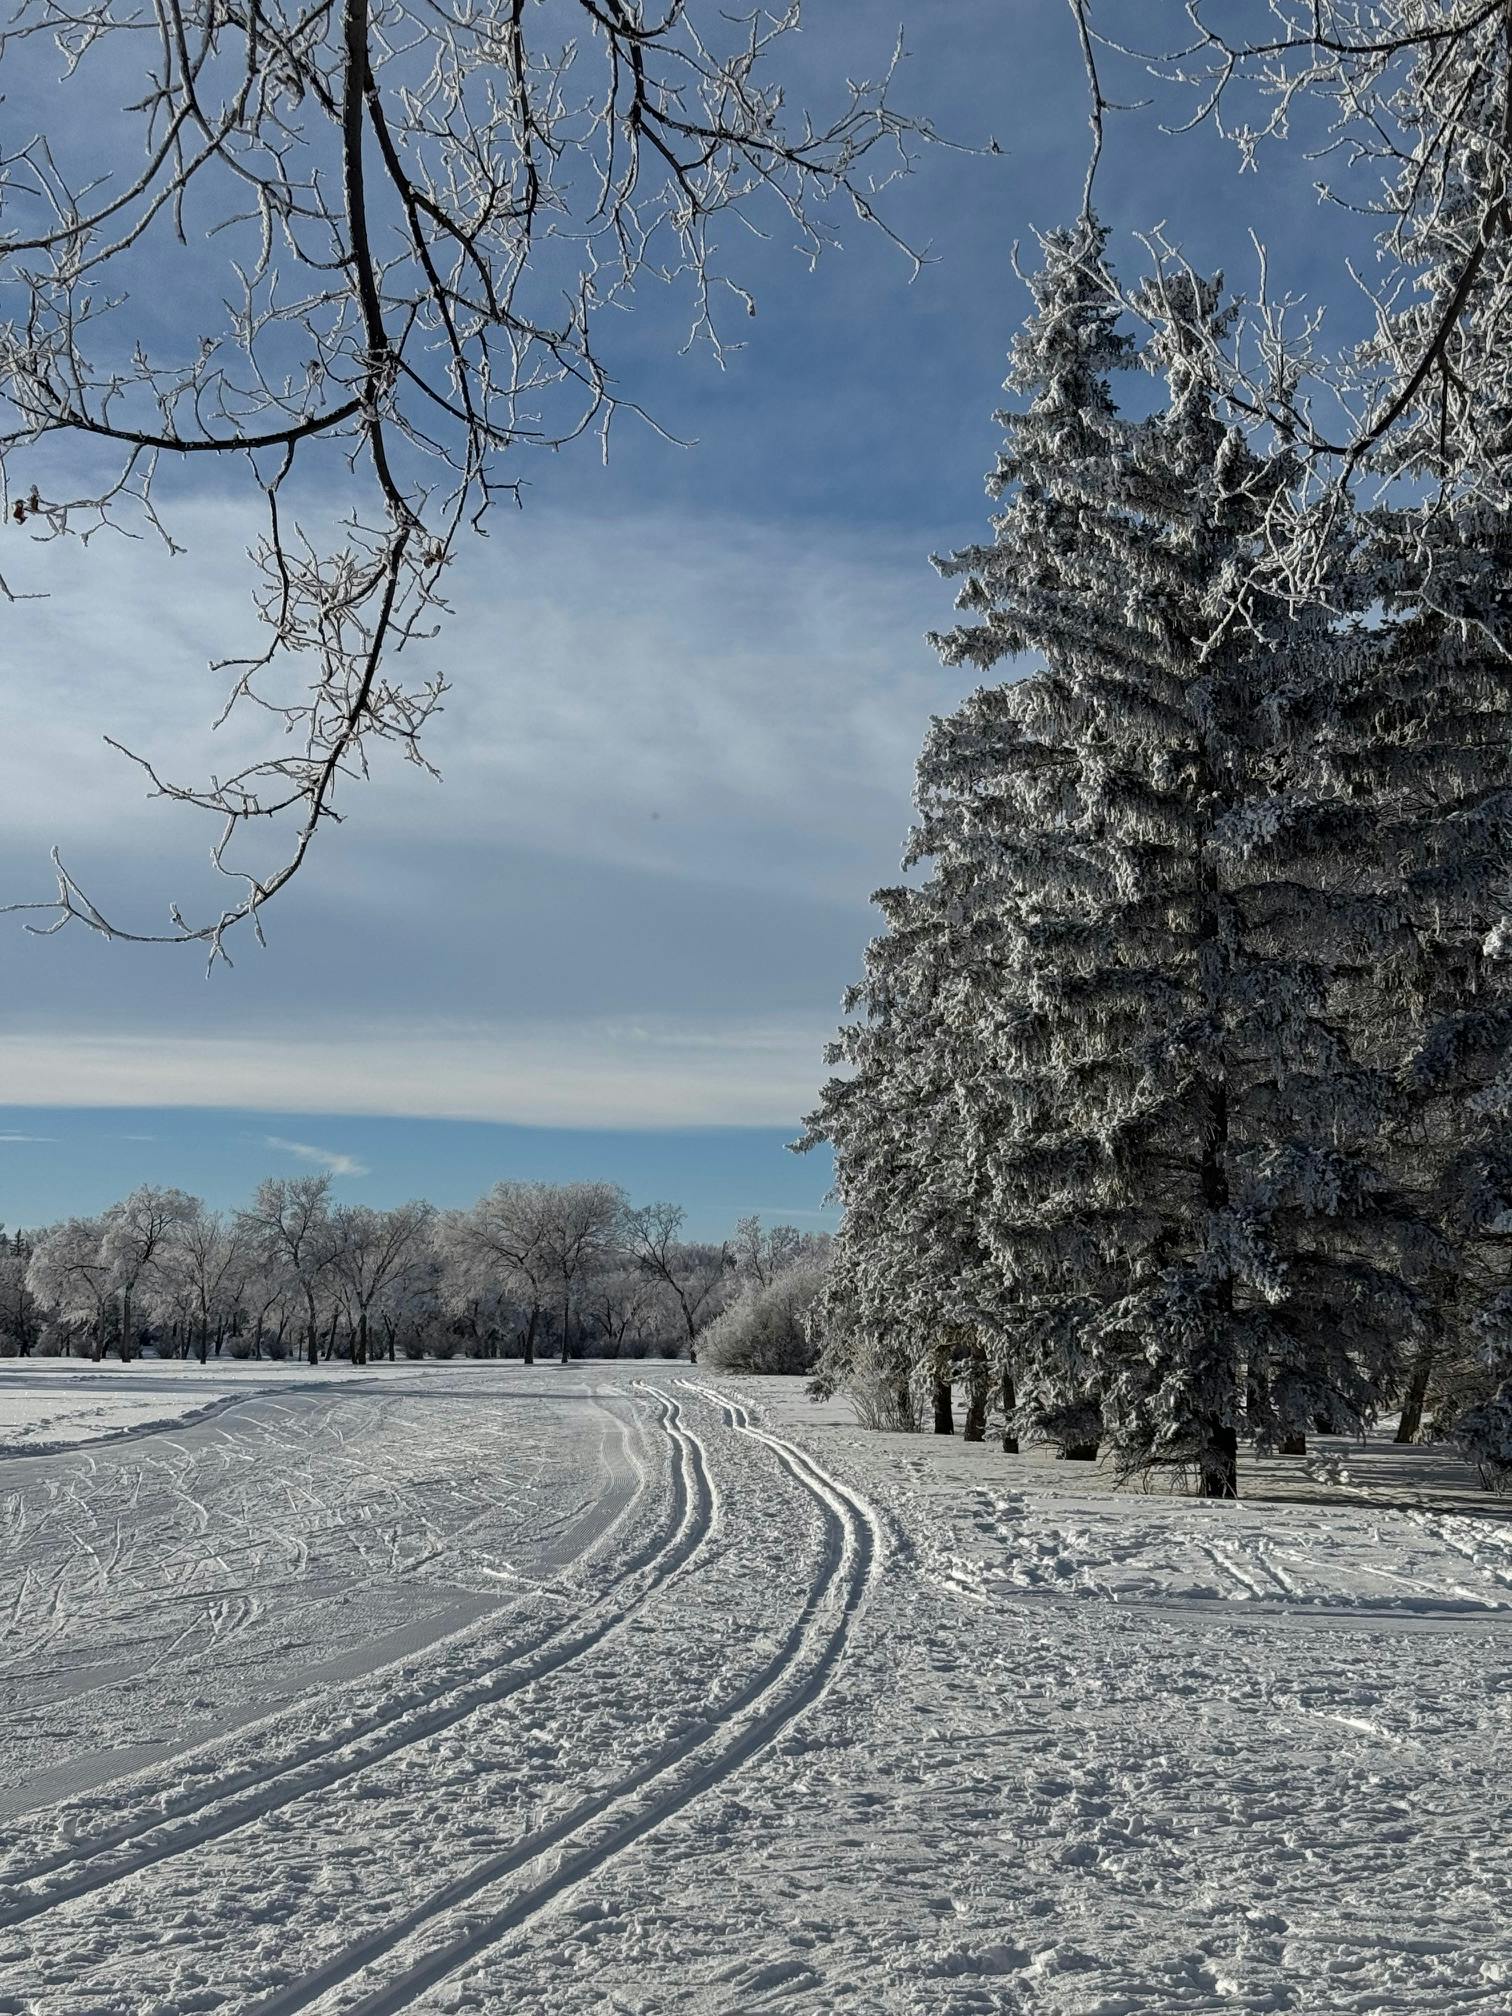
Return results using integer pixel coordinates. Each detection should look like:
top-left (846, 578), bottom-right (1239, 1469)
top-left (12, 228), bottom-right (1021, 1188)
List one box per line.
top-left (436, 1181), bottom-right (555, 1363)
top-left (1066, 3), bottom-right (1512, 597)
top-left (619, 1199), bottom-right (731, 1359)
top-left (329, 1199), bottom-right (433, 1364)
top-left (99, 1185), bottom-right (201, 1361)
top-left (0, 0), bottom-right (930, 964)
top-left (236, 1173), bottom-right (335, 1365)
top-left (153, 1204), bottom-right (250, 1362)
top-left (26, 1217), bottom-right (113, 1357)
top-left (534, 1180), bottom-right (625, 1361)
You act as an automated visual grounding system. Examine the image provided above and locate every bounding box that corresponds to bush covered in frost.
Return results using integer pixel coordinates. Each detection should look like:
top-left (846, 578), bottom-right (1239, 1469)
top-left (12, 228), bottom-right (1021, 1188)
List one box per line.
top-left (698, 1259), bottom-right (827, 1375)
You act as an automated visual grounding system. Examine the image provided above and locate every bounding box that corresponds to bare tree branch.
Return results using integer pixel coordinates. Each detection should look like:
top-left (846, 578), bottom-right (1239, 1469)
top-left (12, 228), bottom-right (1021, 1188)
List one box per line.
top-left (1, 0), bottom-right (937, 965)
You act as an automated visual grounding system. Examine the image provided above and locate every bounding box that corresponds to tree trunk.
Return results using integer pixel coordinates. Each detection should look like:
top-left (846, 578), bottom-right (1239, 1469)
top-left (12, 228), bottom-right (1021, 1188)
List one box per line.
top-left (356, 1308), bottom-right (369, 1367)
top-left (895, 1372), bottom-right (914, 1430)
top-left (1200, 1424), bottom-right (1240, 1500)
top-left (1396, 1343), bottom-right (1436, 1444)
top-left (963, 1345), bottom-right (988, 1443)
top-left (119, 1286), bottom-right (133, 1363)
top-left (1279, 1433), bottom-right (1307, 1455)
top-left (932, 1374), bottom-right (954, 1436)
top-left (305, 1292), bottom-right (319, 1368)
top-left (1062, 1442), bottom-right (1099, 1462)
top-left (1001, 1368), bottom-right (1019, 1455)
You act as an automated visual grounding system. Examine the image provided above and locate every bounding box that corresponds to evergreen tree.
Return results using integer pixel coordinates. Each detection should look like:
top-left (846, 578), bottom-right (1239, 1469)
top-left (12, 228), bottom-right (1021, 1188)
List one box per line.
top-left (920, 228), bottom-right (1429, 1496)
top-left (802, 873), bottom-right (991, 1438)
top-left (1340, 40), bottom-right (1512, 1463)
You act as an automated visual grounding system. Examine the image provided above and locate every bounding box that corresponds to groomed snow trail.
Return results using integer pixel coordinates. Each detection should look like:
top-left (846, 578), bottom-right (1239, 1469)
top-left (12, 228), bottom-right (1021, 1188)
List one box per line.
top-left (1, 1366), bottom-right (1507, 2015)
top-left (235, 1387), bottom-right (879, 2015)
top-left (0, 1387), bottom-right (704, 1922)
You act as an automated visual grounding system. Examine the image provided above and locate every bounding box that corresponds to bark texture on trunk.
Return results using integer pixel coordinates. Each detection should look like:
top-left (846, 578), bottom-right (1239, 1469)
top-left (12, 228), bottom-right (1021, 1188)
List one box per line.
top-left (963, 1346), bottom-right (988, 1443)
top-left (1396, 1344), bottom-right (1436, 1444)
top-left (1200, 1424), bottom-right (1240, 1499)
top-left (1000, 1368), bottom-right (1019, 1454)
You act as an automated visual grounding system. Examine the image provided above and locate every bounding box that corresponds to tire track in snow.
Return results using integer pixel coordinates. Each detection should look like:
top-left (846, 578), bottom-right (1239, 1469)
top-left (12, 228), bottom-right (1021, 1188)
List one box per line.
top-left (244, 1380), bottom-right (881, 2016)
top-left (0, 1387), bottom-right (707, 1926)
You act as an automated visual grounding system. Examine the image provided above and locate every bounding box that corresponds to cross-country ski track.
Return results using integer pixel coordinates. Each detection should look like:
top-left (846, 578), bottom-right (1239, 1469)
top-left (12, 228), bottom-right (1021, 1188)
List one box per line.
top-left (2, 1362), bottom-right (1508, 2016)
top-left (0, 1386), bottom-right (712, 1924)
top-left (242, 1387), bottom-right (879, 2015)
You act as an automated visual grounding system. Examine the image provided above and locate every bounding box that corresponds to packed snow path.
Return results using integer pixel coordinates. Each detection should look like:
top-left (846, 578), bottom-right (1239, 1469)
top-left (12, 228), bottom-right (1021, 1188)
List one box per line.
top-left (0, 1368), bottom-right (1507, 2014)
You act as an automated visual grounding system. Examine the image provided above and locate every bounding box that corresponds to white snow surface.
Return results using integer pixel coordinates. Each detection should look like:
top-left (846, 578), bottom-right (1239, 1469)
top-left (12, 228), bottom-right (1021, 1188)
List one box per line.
top-left (0, 1362), bottom-right (1507, 2015)
top-left (0, 1358), bottom-right (413, 1456)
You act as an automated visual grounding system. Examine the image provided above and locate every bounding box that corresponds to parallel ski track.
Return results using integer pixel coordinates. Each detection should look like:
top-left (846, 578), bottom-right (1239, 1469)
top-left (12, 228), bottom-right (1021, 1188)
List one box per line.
top-left (246, 1380), bottom-right (880, 2016)
top-left (0, 1386), bottom-right (709, 1928)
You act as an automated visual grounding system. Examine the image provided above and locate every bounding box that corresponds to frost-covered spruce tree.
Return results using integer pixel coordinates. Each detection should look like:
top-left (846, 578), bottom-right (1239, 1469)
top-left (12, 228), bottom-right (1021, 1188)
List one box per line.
top-left (1313, 557), bottom-right (1512, 1452)
top-left (906, 683), bottom-right (1110, 1461)
top-left (803, 229), bottom-right (1145, 1458)
top-left (801, 868), bottom-right (999, 1440)
top-left (1336, 39), bottom-right (1512, 1460)
top-left (1265, 34), bottom-right (1512, 1466)
top-left (926, 225), bottom-right (1430, 1497)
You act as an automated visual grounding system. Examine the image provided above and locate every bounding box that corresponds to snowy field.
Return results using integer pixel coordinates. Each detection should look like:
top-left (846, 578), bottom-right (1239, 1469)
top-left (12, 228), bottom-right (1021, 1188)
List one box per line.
top-left (0, 1365), bottom-right (1508, 2014)
top-left (0, 1359), bottom-right (439, 1457)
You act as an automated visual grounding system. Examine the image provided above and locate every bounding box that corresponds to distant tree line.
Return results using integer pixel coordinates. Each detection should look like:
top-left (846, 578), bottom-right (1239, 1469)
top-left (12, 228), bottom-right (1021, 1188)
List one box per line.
top-left (0, 1187), bottom-right (829, 1370)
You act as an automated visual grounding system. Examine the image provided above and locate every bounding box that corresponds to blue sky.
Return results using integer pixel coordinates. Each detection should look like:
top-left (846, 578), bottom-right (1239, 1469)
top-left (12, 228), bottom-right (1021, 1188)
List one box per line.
top-left (0, 4), bottom-right (1372, 1238)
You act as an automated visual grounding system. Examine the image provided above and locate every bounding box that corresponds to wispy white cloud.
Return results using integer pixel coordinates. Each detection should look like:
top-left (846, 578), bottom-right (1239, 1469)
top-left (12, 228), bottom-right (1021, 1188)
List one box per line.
top-left (263, 1135), bottom-right (371, 1179)
top-left (0, 1132), bottom-right (54, 1143)
top-left (0, 1014), bottom-right (828, 1129)
top-left (0, 501), bottom-right (951, 1136)
top-left (0, 500), bottom-right (969, 912)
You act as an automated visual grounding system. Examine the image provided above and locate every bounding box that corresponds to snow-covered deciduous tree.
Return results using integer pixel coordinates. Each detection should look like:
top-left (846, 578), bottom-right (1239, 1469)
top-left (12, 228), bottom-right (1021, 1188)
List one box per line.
top-left (581, 1263), bottom-right (668, 1360)
top-left (534, 1183), bottom-right (627, 1364)
top-left (1068, 6), bottom-right (1512, 604)
top-left (436, 1183), bottom-right (558, 1364)
top-left (0, 1), bottom-right (931, 962)
top-left (730, 1216), bottom-right (829, 1292)
top-left (329, 1201), bottom-right (434, 1367)
top-left (26, 1217), bottom-right (113, 1357)
top-left (151, 1206), bottom-right (250, 1363)
top-left (699, 1254), bottom-right (830, 1376)
top-left (619, 1201), bottom-right (733, 1363)
top-left (98, 1186), bottom-right (200, 1363)
top-left (237, 1176), bottom-right (336, 1368)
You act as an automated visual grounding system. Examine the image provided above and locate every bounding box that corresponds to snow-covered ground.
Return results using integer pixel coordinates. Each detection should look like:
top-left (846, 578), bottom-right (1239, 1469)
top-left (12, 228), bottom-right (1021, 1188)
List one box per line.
top-left (0, 1363), bottom-right (1507, 2014)
top-left (0, 1358), bottom-right (441, 1457)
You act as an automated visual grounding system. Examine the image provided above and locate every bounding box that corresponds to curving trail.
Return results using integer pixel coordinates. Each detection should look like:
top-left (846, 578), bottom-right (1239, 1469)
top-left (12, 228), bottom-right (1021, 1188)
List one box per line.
top-left (0, 1370), bottom-right (884, 2016)
top-left (0, 1388), bottom-right (706, 1926)
top-left (245, 1385), bottom-right (880, 2016)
